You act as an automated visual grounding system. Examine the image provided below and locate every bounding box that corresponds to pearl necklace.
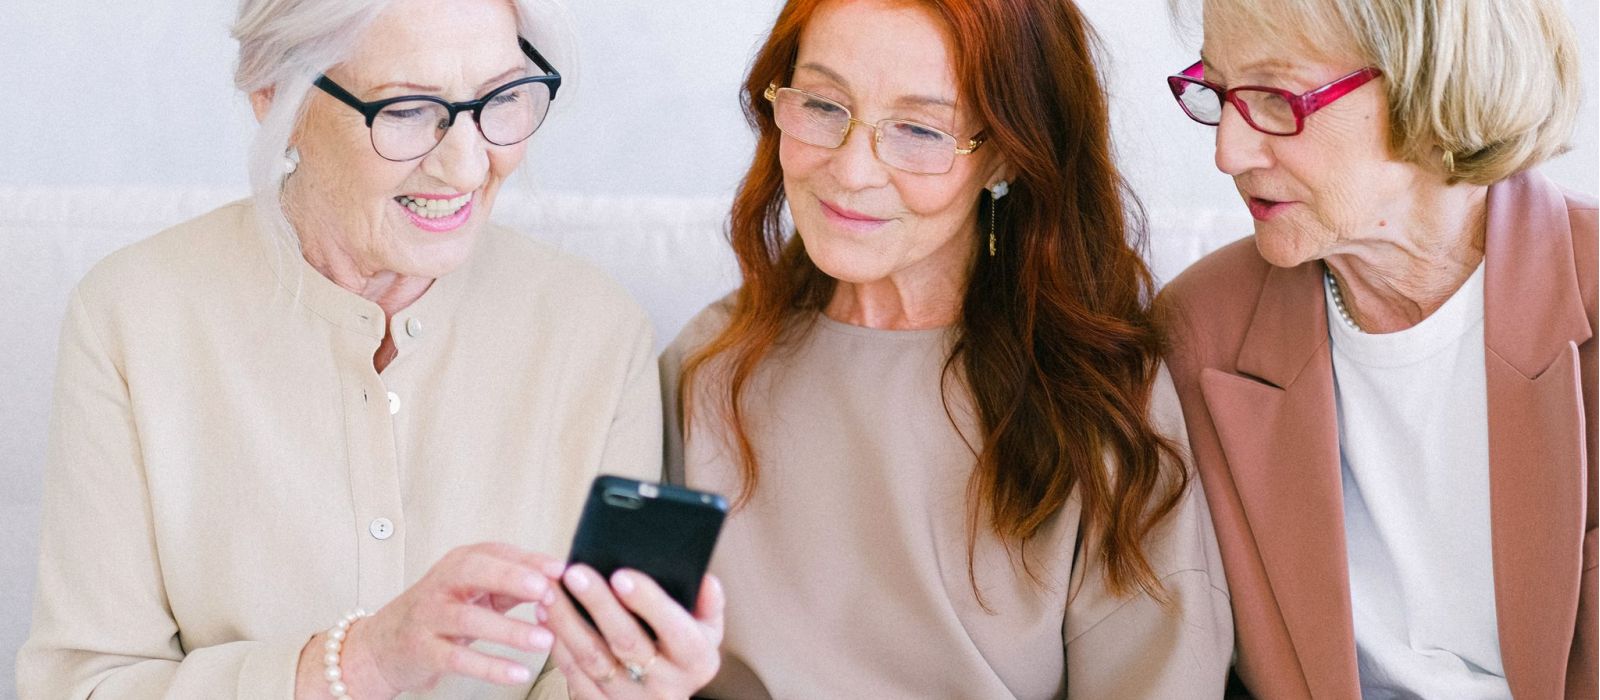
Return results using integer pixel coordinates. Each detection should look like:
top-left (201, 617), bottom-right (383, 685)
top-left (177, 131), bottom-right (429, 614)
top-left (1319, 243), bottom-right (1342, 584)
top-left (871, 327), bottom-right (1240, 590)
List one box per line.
top-left (1324, 269), bottom-right (1364, 333)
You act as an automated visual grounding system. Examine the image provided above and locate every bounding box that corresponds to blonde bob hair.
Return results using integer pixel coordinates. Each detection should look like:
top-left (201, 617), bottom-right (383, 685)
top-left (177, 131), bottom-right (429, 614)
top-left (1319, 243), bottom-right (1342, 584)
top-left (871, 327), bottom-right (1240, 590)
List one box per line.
top-left (1199, 0), bottom-right (1581, 185)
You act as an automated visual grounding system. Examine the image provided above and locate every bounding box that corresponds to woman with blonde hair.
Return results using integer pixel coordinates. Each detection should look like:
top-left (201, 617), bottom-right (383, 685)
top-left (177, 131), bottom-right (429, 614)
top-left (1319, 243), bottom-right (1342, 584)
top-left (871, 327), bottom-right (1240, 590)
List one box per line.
top-left (1159, 0), bottom-right (1593, 696)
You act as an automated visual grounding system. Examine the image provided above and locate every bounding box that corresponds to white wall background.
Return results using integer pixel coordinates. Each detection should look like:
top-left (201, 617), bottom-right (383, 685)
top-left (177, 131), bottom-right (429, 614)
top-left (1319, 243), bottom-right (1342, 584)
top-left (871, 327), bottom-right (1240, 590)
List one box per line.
top-left (1, 0), bottom-right (1594, 692)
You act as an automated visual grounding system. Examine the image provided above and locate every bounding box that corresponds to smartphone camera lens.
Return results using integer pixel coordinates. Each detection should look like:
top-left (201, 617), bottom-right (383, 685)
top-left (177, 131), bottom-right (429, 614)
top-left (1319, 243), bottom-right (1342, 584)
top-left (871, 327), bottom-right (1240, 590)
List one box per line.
top-left (602, 489), bottom-right (645, 510)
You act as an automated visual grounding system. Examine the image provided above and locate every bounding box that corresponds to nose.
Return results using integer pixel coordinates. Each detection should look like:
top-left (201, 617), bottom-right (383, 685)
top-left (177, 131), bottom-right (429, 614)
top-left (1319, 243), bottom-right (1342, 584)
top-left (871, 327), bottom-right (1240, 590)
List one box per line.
top-left (827, 118), bottom-right (891, 191)
top-left (1213, 103), bottom-right (1273, 176)
top-left (421, 115), bottom-right (490, 192)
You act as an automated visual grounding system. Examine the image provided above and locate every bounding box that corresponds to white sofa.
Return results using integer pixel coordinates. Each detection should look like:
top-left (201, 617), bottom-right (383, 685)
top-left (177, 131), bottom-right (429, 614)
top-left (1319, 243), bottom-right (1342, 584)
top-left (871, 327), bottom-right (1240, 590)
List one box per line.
top-left (0, 185), bottom-right (1250, 688)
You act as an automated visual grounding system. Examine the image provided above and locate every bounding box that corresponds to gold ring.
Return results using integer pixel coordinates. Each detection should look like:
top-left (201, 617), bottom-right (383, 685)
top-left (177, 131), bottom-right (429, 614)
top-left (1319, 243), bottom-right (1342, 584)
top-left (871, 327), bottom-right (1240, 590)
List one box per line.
top-left (596, 662), bottom-right (618, 684)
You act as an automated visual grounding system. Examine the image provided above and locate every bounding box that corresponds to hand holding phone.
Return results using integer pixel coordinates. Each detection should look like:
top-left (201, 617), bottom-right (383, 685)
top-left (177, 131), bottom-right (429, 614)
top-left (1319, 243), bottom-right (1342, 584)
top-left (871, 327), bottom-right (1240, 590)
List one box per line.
top-left (566, 476), bottom-right (728, 618)
top-left (541, 476), bottom-right (729, 694)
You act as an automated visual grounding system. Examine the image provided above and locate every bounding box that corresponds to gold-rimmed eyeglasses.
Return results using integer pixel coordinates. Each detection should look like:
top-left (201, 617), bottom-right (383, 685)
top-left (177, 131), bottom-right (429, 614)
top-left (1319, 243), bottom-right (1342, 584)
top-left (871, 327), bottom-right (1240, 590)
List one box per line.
top-left (763, 84), bottom-right (984, 175)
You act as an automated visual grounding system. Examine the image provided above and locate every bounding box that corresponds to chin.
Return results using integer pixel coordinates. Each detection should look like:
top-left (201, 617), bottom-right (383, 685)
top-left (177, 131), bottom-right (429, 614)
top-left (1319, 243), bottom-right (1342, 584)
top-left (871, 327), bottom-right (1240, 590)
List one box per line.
top-left (403, 228), bottom-right (481, 279)
top-left (1252, 222), bottom-right (1325, 269)
top-left (799, 234), bottom-right (885, 285)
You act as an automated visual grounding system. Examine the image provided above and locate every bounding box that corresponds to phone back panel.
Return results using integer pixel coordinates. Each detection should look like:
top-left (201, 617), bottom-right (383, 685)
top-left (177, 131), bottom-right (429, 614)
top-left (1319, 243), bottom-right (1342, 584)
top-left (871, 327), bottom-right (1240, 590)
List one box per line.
top-left (567, 476), bottom-right (728, 610)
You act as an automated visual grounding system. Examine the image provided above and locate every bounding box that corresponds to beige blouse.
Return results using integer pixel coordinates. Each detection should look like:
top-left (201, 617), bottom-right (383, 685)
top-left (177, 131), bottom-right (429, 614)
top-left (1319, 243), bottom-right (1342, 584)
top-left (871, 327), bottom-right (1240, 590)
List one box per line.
top-left (18, 201), bottom-right (660, 699)
top-left (663, 302), bottom-right (1232, 700)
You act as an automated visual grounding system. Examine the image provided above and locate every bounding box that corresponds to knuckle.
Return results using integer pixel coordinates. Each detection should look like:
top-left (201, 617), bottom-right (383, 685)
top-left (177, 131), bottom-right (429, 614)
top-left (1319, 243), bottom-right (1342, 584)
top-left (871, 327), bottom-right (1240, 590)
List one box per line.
top-left (609, 633), bottom-right (639, 654)
top-left (572, 643), bottom-right (605, 670)
top-left (448, 605), bottom-right (473, 632)
top-left (446, 645), bottom-right (474, 674)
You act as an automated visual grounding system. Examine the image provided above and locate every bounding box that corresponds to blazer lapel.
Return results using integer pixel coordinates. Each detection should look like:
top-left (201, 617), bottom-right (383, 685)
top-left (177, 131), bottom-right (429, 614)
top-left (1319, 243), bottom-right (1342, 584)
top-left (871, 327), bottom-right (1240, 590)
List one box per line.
top-left (1200, 262), bottom-right (1359, 699)
top-left (1482, 172), bottom-right (1592, 699)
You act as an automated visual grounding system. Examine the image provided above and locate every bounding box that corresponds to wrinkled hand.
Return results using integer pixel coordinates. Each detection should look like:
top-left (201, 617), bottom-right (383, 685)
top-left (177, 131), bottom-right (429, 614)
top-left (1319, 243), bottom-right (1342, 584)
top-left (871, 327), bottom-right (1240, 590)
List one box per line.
top-left (335, 543), bottom-right (565, 697)
top-left (545, 565), bottom-right (724, 699)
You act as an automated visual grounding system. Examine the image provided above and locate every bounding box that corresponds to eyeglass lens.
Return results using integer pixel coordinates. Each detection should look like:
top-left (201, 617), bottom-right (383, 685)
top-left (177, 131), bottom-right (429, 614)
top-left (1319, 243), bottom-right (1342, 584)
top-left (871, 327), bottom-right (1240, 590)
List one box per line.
top-left (770, 88), bottom-right (961, 174)
top-left (1173, 81), bottom-right (1298, 136)
top-left (371, 82), bottom-right (551, 161)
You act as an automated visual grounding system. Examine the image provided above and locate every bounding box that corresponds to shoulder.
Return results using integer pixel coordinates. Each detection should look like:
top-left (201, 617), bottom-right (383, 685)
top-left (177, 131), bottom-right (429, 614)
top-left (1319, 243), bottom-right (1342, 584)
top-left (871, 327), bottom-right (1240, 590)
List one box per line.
top-left (1157, 235), bottom-right (1271, 320)
top-left (1146, 362), bottom-right (1188, 450)
top-left (71, 199), bottom-right (259, 321)
top-left (660, 292), bottom-right (738, 377)
top-left (1561, 186), bottom-right (1597, 322)
top-left (474, 223), bottom-right (652, 339)
top-left (1155, 236), bottom-right (1270, 383)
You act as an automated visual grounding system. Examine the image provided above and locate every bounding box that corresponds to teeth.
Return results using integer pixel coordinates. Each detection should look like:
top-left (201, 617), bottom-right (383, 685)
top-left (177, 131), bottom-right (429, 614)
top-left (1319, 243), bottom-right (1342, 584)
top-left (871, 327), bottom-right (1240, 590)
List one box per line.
top-left (398, 193), bottom-right (472, 219)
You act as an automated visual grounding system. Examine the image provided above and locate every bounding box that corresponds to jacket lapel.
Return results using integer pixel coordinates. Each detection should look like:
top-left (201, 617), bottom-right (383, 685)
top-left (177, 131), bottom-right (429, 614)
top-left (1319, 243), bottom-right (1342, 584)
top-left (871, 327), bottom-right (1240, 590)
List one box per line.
top-left (1481, 172), bottom-right (1592, 699)
top-left (1200, 261), bottom-right (1359, 699)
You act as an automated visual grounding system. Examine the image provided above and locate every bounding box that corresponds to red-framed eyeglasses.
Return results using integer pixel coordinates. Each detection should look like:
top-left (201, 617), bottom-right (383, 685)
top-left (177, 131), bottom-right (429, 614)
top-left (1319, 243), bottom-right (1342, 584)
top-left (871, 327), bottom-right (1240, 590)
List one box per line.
top-left (1166, 61), bottom-right (1381, 136)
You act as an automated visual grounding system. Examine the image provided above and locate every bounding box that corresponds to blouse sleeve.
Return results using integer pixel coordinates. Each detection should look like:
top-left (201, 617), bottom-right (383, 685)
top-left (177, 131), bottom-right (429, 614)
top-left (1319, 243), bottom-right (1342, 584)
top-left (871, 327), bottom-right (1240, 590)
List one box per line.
top-left (1061, 366), bottom-right (1234, 699)
top-left (595, 311), bottom-right (665, 484)
top-left (17, 288), bottom-right (305, 700)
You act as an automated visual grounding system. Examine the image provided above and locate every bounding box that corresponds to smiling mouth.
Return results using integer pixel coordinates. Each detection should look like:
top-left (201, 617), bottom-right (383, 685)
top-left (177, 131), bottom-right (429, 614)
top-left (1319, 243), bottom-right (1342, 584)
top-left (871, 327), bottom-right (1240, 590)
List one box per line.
top-left (395, 193), bottom-right (472, 219)
top-left (819, 199), bottom-right (888, 224)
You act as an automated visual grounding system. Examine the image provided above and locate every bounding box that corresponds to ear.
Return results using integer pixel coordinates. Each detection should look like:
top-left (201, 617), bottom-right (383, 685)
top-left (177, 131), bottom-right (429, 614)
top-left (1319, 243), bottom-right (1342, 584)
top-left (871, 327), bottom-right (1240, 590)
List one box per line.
top-left (983, 156), bottom-right (1017, 192)
top-left (249, 86), bottom-right (275, 123)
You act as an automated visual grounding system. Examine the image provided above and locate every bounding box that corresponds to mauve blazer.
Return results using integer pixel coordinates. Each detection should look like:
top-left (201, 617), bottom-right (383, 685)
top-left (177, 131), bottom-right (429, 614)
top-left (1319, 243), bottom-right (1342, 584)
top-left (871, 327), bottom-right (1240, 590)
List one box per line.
top-left (1159, 170), bottom-right (1597, 699)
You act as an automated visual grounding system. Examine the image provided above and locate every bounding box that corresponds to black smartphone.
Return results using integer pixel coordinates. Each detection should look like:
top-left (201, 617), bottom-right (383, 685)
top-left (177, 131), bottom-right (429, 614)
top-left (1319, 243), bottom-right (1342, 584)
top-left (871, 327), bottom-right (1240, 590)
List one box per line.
top-left (565, 475), bottom-right (729, 629)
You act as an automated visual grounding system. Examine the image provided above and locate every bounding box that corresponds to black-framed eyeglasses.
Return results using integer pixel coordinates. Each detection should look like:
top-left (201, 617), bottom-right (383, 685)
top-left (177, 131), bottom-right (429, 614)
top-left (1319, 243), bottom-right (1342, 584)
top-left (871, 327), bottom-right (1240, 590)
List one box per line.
top-left (314, 37), bottom-right (562, 162)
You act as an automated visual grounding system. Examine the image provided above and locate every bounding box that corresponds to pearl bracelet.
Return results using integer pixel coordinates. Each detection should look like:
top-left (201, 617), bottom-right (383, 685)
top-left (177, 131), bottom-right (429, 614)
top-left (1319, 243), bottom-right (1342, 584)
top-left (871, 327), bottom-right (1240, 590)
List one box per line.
top-left (323, 609), bottom-right (370, 698)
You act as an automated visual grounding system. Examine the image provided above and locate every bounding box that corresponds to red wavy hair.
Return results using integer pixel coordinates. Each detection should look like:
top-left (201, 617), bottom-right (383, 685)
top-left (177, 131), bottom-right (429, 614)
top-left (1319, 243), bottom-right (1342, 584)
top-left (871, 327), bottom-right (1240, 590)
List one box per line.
top-left (679, 0), bottom-right (1186, 598)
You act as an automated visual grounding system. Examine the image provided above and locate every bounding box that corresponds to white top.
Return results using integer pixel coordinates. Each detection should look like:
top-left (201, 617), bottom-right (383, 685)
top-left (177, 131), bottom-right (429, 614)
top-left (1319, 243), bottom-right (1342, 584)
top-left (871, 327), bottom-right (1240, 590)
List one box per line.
top-left (17, 201), bottom-right (661, 699)
top-left (1326, 263), bottom-right (1509, 698)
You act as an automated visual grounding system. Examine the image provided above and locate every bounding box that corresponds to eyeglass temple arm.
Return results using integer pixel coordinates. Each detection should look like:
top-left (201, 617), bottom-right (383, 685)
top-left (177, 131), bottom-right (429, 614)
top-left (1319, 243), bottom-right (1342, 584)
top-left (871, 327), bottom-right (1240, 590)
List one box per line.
top-left (1297, 67), bottom-right (1379, 114)
top-left (517, 38), bottom-right (562, 99)
top-left (313, 76), bottom-right (380, 123)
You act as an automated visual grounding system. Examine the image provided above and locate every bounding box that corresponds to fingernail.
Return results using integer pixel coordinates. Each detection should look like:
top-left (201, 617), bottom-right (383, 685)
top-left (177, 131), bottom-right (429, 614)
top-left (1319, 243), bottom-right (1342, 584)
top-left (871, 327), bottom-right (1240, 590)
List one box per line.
top-left (542, 560), bottom-right (567, 578)
top-left (507, 664), bottom-right (531, 683)
top-left (564, 568), bottom-right (590, 592)
top-left (530, 628), bottom-right (553, 649)
top-left (523, 574), bottom-right (545, 596)
top-left (535, 604), bottom-right (549, 623)
top-left (541, 588), bottom-right (556, 606)
top-left (610, 571), bottom-right (635, 595)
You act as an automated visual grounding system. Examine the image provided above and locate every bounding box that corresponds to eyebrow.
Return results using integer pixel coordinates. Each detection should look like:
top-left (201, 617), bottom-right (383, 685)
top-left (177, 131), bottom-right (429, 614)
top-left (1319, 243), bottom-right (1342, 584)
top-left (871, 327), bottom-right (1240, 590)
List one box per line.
top-left (1198, 54), bottom-right (1308, 83)
top-left (794, 62), bottom-right (956, 109)
top-left (368, 66), bottom-right (527, 95)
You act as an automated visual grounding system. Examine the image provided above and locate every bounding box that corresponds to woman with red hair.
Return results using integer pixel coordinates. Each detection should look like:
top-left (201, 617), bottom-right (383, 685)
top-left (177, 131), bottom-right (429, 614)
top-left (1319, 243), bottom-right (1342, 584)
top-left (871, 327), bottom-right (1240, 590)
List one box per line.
top-left (649, 0), bottom-right (1232, 697)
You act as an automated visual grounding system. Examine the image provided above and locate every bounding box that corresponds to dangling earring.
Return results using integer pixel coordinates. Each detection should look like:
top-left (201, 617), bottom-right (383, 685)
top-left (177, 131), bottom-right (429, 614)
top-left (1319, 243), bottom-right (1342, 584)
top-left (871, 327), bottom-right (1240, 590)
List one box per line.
top-left (986, 180), bottom-right (1009, 257)
top-left (283, 146), bottom-right (301, 175)
top-left (1441, 150), bottom-right (1455, 174)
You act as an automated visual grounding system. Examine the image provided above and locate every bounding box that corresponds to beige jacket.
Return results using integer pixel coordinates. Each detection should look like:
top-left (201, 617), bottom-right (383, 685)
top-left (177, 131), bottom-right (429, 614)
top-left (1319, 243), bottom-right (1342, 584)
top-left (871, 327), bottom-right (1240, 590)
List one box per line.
top-left (17, 201), bottom-right (661, 699)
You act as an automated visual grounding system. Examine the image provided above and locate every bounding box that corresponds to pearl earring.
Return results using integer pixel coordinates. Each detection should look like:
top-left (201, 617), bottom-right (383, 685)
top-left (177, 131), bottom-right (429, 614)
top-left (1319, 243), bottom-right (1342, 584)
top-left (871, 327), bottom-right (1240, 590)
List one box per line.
top-left (987, 180), bottom-right (1009, 257)
top-left (283, 146), bottom-right (300, 175)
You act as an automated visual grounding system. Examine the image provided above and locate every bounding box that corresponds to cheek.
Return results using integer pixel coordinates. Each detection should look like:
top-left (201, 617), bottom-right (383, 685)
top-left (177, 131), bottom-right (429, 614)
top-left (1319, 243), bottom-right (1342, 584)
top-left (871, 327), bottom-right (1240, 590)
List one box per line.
top-left (486, 142), bottom-right (528, 185)
top-left (777, 138), bottom-right (828, 190)
top-left (891, 173), bottom-right (980, 238)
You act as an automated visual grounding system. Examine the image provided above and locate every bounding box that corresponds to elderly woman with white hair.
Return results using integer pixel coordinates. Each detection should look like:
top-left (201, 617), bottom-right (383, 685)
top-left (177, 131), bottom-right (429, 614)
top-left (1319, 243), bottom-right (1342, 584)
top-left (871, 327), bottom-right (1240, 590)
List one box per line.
top-left (1158, 0), bottom-right (1594, 697)
top-left (16, 0), bottom-right (722, 698)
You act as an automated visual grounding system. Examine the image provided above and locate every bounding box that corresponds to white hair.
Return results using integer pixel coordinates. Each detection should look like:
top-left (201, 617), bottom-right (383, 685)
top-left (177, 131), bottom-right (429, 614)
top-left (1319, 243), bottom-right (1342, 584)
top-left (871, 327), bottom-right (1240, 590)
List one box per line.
top-left (230, 0), bottom-right (574, 260)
